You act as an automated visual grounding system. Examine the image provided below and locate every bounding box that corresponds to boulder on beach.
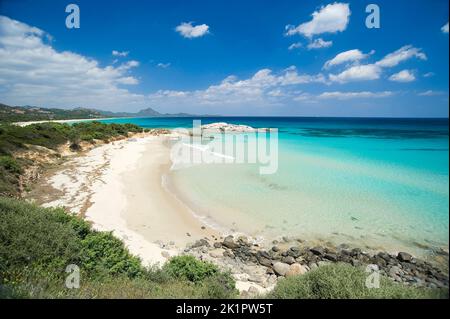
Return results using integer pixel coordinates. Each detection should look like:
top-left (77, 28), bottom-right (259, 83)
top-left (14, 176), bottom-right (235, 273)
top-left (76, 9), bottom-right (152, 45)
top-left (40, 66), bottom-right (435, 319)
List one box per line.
top-left (397, 252), bottom-right (413, 262)
top-left (222, 235), bottom-right (240, 249)
top-left (273, 262), bottom-right (290, 276)
top-left (285, 263), bottom-right (308, 277)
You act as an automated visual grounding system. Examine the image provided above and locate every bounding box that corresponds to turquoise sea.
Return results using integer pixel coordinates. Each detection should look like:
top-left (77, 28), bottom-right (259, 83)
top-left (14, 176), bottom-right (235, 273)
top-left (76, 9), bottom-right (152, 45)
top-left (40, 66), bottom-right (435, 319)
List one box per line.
top-left (100, 117), bottom-right (449, 256)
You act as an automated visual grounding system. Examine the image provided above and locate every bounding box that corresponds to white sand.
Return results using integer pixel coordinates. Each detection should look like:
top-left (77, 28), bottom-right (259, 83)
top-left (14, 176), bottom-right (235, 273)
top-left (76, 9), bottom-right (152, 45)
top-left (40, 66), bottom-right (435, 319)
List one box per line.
top-left (14, 117), bottom-right (121, 127)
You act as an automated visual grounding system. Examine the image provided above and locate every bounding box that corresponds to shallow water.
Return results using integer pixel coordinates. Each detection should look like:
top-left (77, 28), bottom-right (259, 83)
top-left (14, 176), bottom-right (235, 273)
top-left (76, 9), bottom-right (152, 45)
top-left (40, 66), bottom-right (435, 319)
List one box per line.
top-left (101, 117), bottom-right (449, 256)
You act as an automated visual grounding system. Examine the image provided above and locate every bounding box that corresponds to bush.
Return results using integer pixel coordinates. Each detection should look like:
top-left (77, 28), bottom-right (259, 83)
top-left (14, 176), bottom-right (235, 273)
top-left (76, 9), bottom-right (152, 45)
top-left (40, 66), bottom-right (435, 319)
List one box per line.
top-left (163, 255), bottom-right (219, 283)
top-left (0, 156), bottom-right (22, 174)
top-left (0, 197), bottom-right (238, 299)
top-left (80, 231), bottom-right (144, 278)
top-left (199, 272), bottom-right (238, 299)
top-left (268, 263), bottom-right (447, 299)
top-left (0, 198), bottom-right (81, 275)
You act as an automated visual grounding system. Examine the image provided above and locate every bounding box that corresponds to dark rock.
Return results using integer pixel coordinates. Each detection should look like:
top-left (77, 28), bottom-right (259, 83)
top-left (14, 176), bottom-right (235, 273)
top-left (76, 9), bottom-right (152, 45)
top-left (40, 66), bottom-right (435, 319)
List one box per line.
top-left (191, 239), bottom-right (210, 248)
top-left (213, 242), bottom-right (222, 249)
top-left (237, 236), bottom-right (250, 247)
top-left (310, 246), bottom-right (325, 256)
top-left (351, 248), bottom-right (362, 256)
top-left (222, 235), bottom-right (239, 249)
top-left (271, 246), bottom-right (280, 252)
top-left (287, 247), bottom-right (302, 258)
top-left (377, 252), bottom-right (391, 261)
top-left (324, 253), bottom-right (338, 262)
top-left (223, 250), bottom-right (234, 258)
top-left (256, 251), bottom-right (273, 267)
top-left (258, 250), bottom-right (271, 259)
top-left (281, 256), bottom-right (296, 265)
top-left (372, 256), bottom-right (387, 268)
top-left (397, 252), bottom-right (412, 262)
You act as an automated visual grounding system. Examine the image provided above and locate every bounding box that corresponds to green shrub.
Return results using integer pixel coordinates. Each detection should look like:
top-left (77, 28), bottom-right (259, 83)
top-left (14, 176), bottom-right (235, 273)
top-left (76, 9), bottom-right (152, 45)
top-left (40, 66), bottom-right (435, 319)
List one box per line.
top-left (268, 263), bottom-right (447, 299)
top-left (0, 198), bottom-right (81, 275)
top-left (0, 197), bottom-right (239, 299)
top-left (0, 156), bottom-right (22, 174)
top-left (80, 231), bottom-right (144, 278)
top-left (163, 255), bottom-right (219, 283)
top-left (199, 272), bottom-right (238, 299)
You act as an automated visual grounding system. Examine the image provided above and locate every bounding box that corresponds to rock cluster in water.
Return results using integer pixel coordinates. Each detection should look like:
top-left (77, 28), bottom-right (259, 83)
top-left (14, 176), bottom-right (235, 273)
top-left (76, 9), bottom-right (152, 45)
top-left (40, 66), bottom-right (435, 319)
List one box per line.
top-left (184, 235), bottom-right (449, 295)
top-left (200, 122), bottom-right (269, 134)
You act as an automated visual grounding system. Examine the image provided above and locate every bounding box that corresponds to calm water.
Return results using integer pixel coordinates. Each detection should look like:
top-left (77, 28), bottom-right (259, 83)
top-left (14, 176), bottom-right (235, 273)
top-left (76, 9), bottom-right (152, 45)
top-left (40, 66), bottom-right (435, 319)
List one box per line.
top-left (100, 117), bottom-right (449, 255)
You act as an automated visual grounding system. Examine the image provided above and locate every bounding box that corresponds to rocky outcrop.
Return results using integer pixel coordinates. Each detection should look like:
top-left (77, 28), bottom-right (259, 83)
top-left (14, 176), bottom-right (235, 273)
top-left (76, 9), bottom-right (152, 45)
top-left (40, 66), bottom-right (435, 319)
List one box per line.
top-left (183, 234), bottom-right (449, 297)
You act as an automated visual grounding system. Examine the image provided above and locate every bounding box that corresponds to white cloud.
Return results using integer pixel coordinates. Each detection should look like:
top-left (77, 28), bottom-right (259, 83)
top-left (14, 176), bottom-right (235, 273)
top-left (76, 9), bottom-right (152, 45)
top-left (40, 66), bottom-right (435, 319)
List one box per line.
top-left (112, 50), bottom-right (129, 57)
top-left (318, 91), bottom-right (393, 100)
top-left (442, 22), bottom-right (449, 34)
top-left (323, 49), bottom-right (372, 69)
top-left (389, 69), bottom-right (415, 82)
top-left (0, 15), bottom-right (144, 111)
top-left (418, 90), bottom-right (445, 96)
top-left (157, 62), bottom-right (171, 68)
top-left (286, 2), bottom-right (351, 37)
top-left (329, 64), bottom-right (381, 83)
top-left (423, 72), bottom-right (435, 78)
top-left (288, 42), bottom-right (302, 50)
top-left (307, 38), bottom-right (332, 50)
top-left (376, 45), bottom-right (426, 68)
top-left (328, 46), bottom-right (426, 83)
top-left (175, 22), bottom-right (209, 38)
top-left (149, 67), bottom-right (327, 106)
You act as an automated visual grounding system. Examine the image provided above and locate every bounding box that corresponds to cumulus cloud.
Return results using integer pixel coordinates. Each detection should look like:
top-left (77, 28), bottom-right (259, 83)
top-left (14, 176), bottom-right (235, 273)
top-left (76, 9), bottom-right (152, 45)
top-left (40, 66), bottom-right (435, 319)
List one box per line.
top-left (286, 2), bottom-right (351, 37)
top-left (112, 50), bottom-right (129, 57)
top-left (376, 45), bottom-right (426, 68)
top-left (318, 91), bottom-right (393, 100)
top-left (328, 46), bottom-right (426, 83)
top-left (307, 38), bottom-right (333, 50)
top-left (149, 67), bottom-right (327, 106)
top-left (175, 22), bottom-right (209, 38)
top-left (389, 69), bottom-right (415, 82)
top-left (442, 22), bottom-right (449, 34)
top-left (323, 49), bottom-right (372, 69)
top-left (0, 15), bottom-right (144, 110)
top-left (329, 64), bottom-right (381, 83)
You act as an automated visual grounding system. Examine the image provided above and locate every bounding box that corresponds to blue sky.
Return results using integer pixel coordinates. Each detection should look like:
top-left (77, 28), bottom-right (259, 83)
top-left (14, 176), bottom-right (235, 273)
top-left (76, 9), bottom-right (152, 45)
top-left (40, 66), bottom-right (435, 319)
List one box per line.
top-left (0, 0), bottom-right (448, 117)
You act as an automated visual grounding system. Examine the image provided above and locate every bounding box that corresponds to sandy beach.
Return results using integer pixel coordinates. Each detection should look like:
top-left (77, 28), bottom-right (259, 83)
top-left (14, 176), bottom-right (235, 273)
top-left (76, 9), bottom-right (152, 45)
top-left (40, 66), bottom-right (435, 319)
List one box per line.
top-left (37, 134), bottom-right (220, 266)
top-left (13, 117), bottom-right (125, 127)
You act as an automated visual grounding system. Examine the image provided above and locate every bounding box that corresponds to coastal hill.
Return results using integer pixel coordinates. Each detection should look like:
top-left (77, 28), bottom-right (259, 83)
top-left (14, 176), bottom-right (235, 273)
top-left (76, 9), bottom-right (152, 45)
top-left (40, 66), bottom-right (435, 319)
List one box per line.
top-left (0, 103), bottom-right (210, 123)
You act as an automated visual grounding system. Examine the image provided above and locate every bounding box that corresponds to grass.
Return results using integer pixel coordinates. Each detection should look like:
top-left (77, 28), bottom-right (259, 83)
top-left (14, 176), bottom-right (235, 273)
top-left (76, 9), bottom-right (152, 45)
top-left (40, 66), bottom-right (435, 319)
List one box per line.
top-left (267, 263), bottom-right (448, 299)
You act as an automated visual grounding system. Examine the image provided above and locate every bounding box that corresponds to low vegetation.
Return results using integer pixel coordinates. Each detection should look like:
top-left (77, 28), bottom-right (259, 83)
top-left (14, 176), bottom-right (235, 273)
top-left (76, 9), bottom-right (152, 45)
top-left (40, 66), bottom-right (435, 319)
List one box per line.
top-left (268, 263), bottom-right (447, 299)
top-left (0, 103), bottom-right (106, 123)
top-left (0, 197), bottom-right (238, 299)
top-left (0, 121), bottom-right (143, 197)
